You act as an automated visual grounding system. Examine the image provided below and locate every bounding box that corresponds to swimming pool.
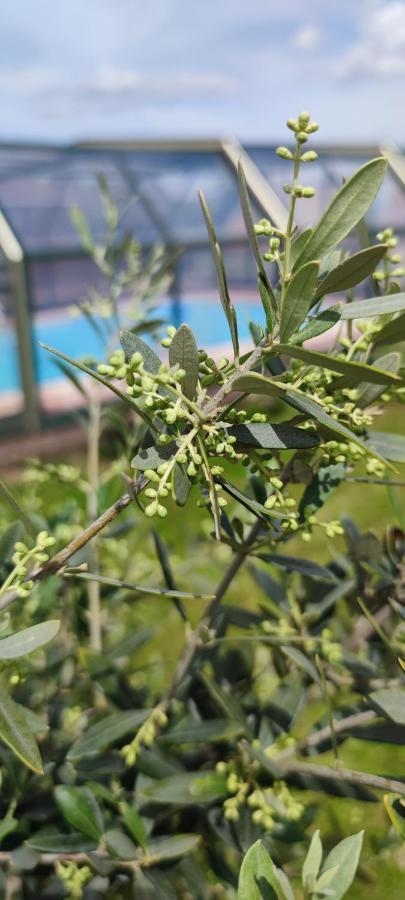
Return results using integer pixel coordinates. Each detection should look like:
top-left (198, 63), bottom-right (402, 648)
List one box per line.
top-left (1, 297), bottom-right (265, 395)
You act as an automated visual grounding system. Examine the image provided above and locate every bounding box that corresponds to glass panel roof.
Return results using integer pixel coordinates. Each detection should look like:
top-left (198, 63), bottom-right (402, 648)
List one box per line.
top-left (0, 143), bottom-right (403, 255)
top-left (0, 146), bottom-right (252, 253)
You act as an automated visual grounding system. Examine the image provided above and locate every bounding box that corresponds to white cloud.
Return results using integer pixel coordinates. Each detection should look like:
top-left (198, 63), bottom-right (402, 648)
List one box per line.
top-left (291, 25), bottom-right (321, 52)
top-left (336, 2), bottom-right (405, 78)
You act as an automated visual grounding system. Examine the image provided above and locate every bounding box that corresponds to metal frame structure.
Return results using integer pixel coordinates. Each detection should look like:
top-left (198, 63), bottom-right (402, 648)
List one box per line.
top-left (0, 139), bottom-right (403, 435)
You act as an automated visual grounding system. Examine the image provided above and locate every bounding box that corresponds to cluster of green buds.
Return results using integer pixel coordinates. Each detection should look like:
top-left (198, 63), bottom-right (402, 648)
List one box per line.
top-left (374, 227), bottom-right (405, 285)
top-left (247, 782), bottom-right (304, 829)
top-left (1, 531), bottom-right (56, 600)
top-left (98, 347), bottom-right (187, 411)
top-left (319, 439), bottom-right (363, 468)
top-left (318, 628), bottom-right (343, 664)
top-left (261, 616), bottom-right (342, 665)
top-left (122, 704), bottom-right (168, 766)
top-left (216, 756), bottom-right (303, 830)
top-left (56, 861), bottom-right (92, 900)
top-left (280, 111), bottom-right (319, 200)
top-left (300, 508), bottom-right (344, 544)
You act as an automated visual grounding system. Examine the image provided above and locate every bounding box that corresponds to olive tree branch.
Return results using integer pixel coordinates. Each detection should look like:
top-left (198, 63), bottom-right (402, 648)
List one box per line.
top-left (0, 338), bottom-right (268, 612)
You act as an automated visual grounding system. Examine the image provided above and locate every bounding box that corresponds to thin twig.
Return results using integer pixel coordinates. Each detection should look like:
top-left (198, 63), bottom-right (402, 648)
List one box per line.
top-left (282, 759), bottom-right (405, 797)
top-left (297, 709), bottom-right (377, 753)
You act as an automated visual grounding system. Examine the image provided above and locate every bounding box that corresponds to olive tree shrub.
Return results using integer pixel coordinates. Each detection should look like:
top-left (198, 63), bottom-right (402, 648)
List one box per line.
top-left (0, 113), bottom-right (404, 897)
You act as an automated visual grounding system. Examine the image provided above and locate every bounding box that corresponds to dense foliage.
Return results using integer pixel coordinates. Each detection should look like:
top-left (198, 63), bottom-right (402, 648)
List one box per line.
top-left (0, 113), bottom-right (405, 898)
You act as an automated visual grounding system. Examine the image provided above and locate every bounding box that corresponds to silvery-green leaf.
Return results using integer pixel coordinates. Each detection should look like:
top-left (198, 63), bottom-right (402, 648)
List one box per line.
top-left (315, 244), bottom-right (387, 297)
top-left (233, 372), bottom-right (388, 463)
top-left (146, 834), bottom-right (200, 862)
top-left (0, 620), bottom-right (60, 660)
top-left (40, 342), bottom-right (154, 428)
top-left (319, 831), bottom-right (363, 900)
top-left (373, 312), bottom-right (405, 346)
top-left (228, 422), bottom-right (320, 450)
top-left (291, 228), bottom-right (313, 269)
top-left (357, 352), bottom-right (400, 408)
top-left (289, 306), bottom-right (341, 345)
top-left (341, 293), bottom-right (405, 319)
top-left (120, 329), bottom-right (161, 373)
top-left (67, 709), bottom-right (150, 760)
top-left (169, 324), bottom-right (199, 399)
top-left (237, 840), bottom-right (281, 900)
top-left (302, 829), bottom-right (323, 890)
top-left (131, 443), bottom-right (176, 471)
top-left (368, 688), bottom-right (405, 725)
top-left (0, 676), bottom-right (43, 773)
top-left (296, 158), bottom-right (387, 268)
top-left (280, 261), bottom-right (320, 341)
top-left (365, 430), bottom-right (405, 462)
top-left (173, 463), bottom-right (191, 507)
top-left (276, 344), bottom-right (402, 385)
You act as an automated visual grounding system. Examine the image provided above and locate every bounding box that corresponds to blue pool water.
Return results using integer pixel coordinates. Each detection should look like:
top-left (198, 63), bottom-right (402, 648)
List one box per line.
top-left (1, 298), bottom-right (265, 394)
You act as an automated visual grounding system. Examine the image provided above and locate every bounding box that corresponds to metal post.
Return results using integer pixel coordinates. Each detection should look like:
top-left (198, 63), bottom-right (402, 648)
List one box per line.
top-left (0, 211), bottom-right (40, 432)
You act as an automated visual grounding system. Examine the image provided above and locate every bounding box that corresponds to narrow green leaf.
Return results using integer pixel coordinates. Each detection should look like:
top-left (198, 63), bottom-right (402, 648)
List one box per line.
top-left (145, 834), bottom-right (200, 863)
top-left (289, 306), bottom-right (341, 345)
top-left (54, 786), bottom-right (104, 841)
top-left (139, 771), bottom-right (228, 807)
top-left (131, 442), bottom-right (176, 471)
top-left (52, 358), bottom-right (88, 397)
top-left (237, 840), bottom-right (281, 900)
top-left (299, 462), bottom-right (345, 518)
top-left (280, 261), bottom-right (320, 341)
top-left (199, 191), bottom-right (239, 356)
top-left (384, 794), bottom-right (405, 840)
top-left (161, 718), bottom-right (244, 745)
top-left (258, 553), bottom-right (337, 582)
top-left (233, 372), bottom-right (388, 463)
top-left (120, 802), bottom-right (148, 850)
top-left (173, 463), bottom-right (191, 507)
top-left (218, 477), bottom-right (294, 521)
top-left (0, 620), bottom-right (60, 660)
top-left (238, 162), bottom-right (270, 285)
top-left (315, 244), bottom-right (387, 297)
top-left (341, 293), bottom-right (405, 319)
top-left (276, 344), bottom-right (402, 385)
top-left (67, 709), bottom-right (150, 760)
top-left (120, 329), bottom-right (162, 373)
top-left (368, 689), bottom-right (405, 725)
top-left (39, 342), bottom-right (154, 428)
top-left (258, 274), bottom-right (274, 331)
top-left (281, 646), bottom-right (321, 685)
top-left (66, 572), bottom-right (214, 602)
top-left (357, 351), bottom-right (400, 408)
top-left (302, 830), bottom-right (323, 891)
top-left (320, 831), bottom-right (363, 900)
top-left (27, 833), bottom-right (98, 853)
top-left (228, 422), bottom-right (320, 450)
top-left (291, 227), bottom-right (313, 269)
top-left (169, 323), bottom-right (199, 399)
top-left (373, 312), bottom-right (405, 347)
top-left (296, 158), bottom-right (387, 267)
top-left (104, 828), bottom-right (137, 860)
top-left (0, 675), bottom-right (42, 773)
top-left (366, 431), bottom-right (405, 462)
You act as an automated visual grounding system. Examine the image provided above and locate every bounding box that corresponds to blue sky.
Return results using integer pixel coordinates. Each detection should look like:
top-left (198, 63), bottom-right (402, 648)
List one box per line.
top-left (1, 0), bottom-right (404, 144)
